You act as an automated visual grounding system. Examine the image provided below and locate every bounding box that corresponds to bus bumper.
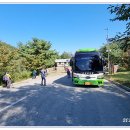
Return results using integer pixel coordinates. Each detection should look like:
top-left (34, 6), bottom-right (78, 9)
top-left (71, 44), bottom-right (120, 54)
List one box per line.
top-left (73, 78), bottom-right (104, 86)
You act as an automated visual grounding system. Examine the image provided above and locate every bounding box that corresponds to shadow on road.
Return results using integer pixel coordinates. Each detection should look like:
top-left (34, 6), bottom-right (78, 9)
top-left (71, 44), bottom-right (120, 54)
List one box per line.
top-left (53, 75), bottom-right (99, 89)
top-left (53, 75), bottom-right (73, 86)
top-left (0, 76), bottom-right (130, 126)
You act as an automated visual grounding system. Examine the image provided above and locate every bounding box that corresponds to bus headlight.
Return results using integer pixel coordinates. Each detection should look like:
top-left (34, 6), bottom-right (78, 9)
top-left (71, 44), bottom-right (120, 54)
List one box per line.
top-left (97, 75), bottom-right (104, 79)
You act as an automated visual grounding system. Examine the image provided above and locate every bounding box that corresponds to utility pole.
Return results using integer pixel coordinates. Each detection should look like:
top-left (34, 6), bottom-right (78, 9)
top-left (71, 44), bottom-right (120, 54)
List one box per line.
top-left (105, 28), bottom-right (110, 73)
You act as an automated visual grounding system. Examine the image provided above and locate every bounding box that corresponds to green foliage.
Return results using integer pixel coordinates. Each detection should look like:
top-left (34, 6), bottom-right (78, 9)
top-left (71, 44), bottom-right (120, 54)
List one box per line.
top-left (60, 51), bottom-right (73, 59)
top-left (108, 4), bottom-right (130, 21)
top-left (0, 41), bottom-right (18, 72)
top-left (107, 4), bottom-right (130, 50)
top-left (118, 66), bottom-right (128, 72)
top-left (118, 37), bottom-right (130, 52)
top-left (11, 71), bottom-right (32, 82)
top-left (0, 38), bottom-right (60, 85)
top-left (18, 38), bottom-right (59, 70)
top-left (103, 4), bottom-right (130, 70)
top-left (100, 41), bottom-right (130, 70)
top-left (105, 71), bottom-right (130, 88)
top-left (100, 42), bottom-right (124, 67)
top-left (121, 50), bottom-right (130, 70)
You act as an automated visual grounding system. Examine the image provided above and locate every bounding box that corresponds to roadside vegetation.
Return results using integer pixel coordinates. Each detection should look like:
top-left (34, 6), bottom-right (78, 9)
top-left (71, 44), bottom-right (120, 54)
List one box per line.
top-left (0, 38), bottom-right (72, 86)
top-left (0, 4), bottom-right (130, 87)
top-left (105, 71), bottom-right (130, 88)
top-left (101, 4), bottom-right (130, 88)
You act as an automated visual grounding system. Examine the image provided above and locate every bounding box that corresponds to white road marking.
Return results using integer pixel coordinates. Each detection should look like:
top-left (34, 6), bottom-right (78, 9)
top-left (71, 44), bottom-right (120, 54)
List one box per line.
top-left (0, 96), bottom-right (28, 113)
top-left (0, 87), bottom-right (43, 113)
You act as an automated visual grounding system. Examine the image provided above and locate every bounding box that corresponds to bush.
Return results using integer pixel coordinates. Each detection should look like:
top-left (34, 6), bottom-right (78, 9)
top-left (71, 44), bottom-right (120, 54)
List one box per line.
top-left (0, 74), bottom-right (3, 86)
top-left (118, 66), bottom-right (128, 72)
top-left (0, 71), bottom-right (32, 86)
top-left (10, 71), bottom-right (32, 82)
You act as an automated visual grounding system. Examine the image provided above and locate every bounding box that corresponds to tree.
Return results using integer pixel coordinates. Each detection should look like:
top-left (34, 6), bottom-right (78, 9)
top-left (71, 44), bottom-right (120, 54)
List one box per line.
top-left (0, 41), bottom-right (27, 84)
top-left (0, 41), bottom-right (19, 72)
top-left (0, 38), bottom-right (60, 84)
top-left (100, 42), bottom-right (123, 66)
top-left (108, 4), bottom-right (130, 50)
top-left (108, 4), bottom-right (130, 35)
top-left (107, 4), bottom-right (130, 69)
top-left (60, 51), bottom-right (73, 59)
top-left (18, 38), bottom-right (59, 70)
top-left (108, 4), bottom-right (130, 21)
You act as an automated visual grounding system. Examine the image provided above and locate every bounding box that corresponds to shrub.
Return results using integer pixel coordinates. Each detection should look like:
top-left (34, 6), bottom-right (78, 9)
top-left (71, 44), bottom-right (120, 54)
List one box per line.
top-left (10, 71), bottom-right (32, 82)
top-left (118, 66), bottom-right (128, 72)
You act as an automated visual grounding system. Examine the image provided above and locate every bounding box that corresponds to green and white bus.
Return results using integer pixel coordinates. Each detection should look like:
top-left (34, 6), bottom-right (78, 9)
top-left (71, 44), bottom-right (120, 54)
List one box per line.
top-left (70, 48), bottom-right (105, 87)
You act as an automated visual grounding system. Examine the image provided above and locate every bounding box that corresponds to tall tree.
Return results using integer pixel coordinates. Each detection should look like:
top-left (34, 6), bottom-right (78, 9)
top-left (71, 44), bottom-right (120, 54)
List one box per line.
top-left (18, 38), bottom-right (59, 70)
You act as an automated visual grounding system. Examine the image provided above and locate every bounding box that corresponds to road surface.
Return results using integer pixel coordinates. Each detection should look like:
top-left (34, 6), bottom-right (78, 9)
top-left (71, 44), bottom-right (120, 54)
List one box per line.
top-left (0, 72), bottom-right (130, 126)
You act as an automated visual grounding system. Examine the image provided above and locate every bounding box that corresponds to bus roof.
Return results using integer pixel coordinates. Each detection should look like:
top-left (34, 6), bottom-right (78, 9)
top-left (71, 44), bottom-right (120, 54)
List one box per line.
top-left (76, 48), bottom-right (98, 53)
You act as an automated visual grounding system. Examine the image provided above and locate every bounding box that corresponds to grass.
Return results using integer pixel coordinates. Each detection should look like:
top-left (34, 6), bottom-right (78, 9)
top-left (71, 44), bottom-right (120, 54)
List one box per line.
top-left (105, 71), bottom-right (130, 88)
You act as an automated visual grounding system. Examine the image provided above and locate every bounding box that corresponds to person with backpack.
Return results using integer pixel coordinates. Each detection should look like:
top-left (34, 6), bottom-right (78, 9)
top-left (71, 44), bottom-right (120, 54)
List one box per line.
top-left (32, 70), bottom-right (37, 79)
top-left (40, 68), bottom-right (46, 86)
top-left (3, 72), bottom-right (11, 88)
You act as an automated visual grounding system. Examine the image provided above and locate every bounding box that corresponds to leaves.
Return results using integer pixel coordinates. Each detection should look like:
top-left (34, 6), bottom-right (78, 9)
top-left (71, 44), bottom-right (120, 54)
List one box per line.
top-left (60, 51), bottom-right (73, 59)
top-left (100, 42), bottom-right (123, 65)
top-left (108, 4), bottom-right (130, 21)
top-left (18, 38), bottom-right (59, 70)
top-left (107, 4), bottom-right (130, 53)
top-left (0, 38), bottom-right (60, 84)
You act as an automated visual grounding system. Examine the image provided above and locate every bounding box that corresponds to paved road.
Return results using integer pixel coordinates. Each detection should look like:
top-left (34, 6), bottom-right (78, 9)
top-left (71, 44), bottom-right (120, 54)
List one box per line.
top-left (0, 72), bottom-right (130, 126)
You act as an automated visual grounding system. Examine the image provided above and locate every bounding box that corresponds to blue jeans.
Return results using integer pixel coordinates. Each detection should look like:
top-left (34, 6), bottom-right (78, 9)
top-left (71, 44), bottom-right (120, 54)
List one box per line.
top-left (41, 77), bottom-right (46, 86)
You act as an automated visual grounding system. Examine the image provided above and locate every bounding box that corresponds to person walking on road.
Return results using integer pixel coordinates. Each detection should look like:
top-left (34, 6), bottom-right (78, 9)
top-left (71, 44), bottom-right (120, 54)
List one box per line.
top-left (40, 68), bottom-right (46, 86)
top-left (66, 68), bottom-right (71, 78)
top-left (3, 72), bottom-right (12, 88)
top-left (32, 70), bottom-right (37, 79)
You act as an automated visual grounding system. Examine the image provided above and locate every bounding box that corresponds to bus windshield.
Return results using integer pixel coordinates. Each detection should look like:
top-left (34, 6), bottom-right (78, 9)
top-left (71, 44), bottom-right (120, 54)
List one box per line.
top-left (75, 52), bottom-right (103, 72)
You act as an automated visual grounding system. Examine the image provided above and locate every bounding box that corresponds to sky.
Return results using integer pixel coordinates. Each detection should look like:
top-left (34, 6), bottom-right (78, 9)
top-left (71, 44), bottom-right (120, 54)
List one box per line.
top-left (0, 4), bottom-right (127, 54)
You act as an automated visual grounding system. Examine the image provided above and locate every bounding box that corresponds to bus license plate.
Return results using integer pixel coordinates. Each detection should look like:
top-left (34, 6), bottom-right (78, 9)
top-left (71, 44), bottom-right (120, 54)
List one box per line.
top-left (85, 82), bottom-right (91, 85)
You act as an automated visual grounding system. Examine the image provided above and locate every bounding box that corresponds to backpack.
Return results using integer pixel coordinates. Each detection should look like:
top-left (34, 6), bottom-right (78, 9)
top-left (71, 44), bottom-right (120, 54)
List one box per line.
top-left (3, 75), bottom-right (9, 81)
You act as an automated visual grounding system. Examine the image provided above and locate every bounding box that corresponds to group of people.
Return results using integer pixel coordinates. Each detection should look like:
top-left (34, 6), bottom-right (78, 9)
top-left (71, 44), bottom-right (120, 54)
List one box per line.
top-left (2, 67), bottom-right (71, 88)
top-left (2, 68), bottom-right (47, 88)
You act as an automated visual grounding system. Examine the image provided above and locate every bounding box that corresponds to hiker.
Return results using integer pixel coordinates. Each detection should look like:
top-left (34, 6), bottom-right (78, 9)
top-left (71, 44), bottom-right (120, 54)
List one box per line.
top-left (3, 72), bottom-right (11, 88)
top-left (40, 69), bottom-right (46, 86)
top-left (32, 70), bottom-right (37, 79)
top-left (66, 68), bottom-right (71, 78)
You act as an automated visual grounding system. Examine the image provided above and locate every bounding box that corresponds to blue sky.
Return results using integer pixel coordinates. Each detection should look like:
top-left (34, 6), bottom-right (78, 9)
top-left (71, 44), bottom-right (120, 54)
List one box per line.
top-left (0, 4), bottom-right (127, 54)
